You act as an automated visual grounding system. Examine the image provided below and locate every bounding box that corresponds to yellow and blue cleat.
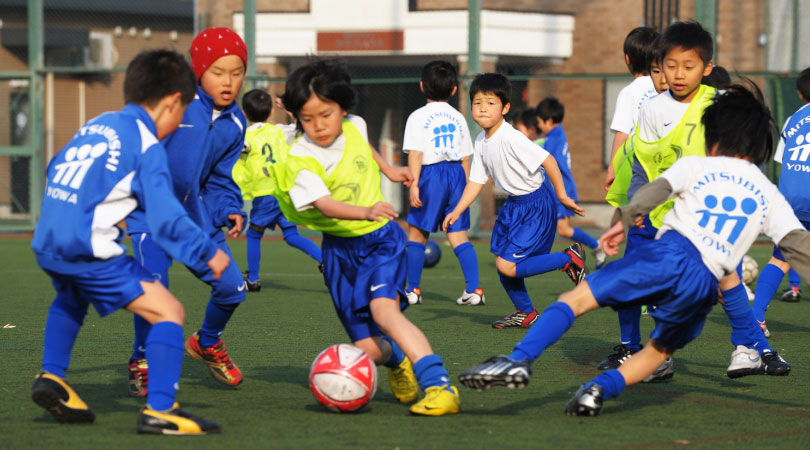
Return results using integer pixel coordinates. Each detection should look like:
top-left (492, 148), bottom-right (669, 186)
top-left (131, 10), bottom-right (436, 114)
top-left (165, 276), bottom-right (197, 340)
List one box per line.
top-left (387, 356), bottom-right (419, 404)
top-left (137, 402), bottom-right (220, 435)
top-left (409, 385), bottom-right (460, 416)
top-left (31, 372), bottom-right (95, 424)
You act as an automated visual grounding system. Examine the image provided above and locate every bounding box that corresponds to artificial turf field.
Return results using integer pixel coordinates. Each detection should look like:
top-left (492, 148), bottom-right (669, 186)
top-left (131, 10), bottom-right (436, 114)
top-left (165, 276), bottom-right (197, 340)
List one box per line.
top-left (2, 233), bottom-right (810, 449)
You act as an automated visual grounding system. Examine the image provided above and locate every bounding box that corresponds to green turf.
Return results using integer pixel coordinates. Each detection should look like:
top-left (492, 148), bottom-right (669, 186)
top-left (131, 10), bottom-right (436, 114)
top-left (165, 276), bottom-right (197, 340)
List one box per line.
top-left (2, 235), bottom-right (810, 449)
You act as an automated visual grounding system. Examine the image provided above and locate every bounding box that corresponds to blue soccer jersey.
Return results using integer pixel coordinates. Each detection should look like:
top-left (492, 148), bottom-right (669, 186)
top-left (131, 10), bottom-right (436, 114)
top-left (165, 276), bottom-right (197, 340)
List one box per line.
top-left (543, 125), bottom-right (578, 201)
top-left (775, 103), bottom-right (810, 221)
top-left (32, 104), bottom-right (218, 274)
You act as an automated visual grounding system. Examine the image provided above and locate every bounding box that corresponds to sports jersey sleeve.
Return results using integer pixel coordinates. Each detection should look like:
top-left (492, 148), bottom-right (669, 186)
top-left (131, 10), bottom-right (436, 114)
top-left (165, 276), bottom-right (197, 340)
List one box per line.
top-left (202, 133), bottom-right (247, 228)
top-left (401, 112), bottom-right (422, 153)
top-left (762, 187), bottom-right (806, 246)
top-left (610, 86), bottom-right (634, 134)
top-left (468, 137), bottom-right (489, 184)
top-left (135, 144), bottom-right (219, 266)
top-left (774, 117), bottom-right (790, 163)
top-left (289, 170), bottom-right (331, 211)
top-left (511, 133), bottom-right (549, 173)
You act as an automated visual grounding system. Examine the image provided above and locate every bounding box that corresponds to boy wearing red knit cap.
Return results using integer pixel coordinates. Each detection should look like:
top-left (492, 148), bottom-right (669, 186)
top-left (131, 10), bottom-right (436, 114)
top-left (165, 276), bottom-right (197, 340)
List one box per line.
top-left (125, 27), bottom-right (250, 396)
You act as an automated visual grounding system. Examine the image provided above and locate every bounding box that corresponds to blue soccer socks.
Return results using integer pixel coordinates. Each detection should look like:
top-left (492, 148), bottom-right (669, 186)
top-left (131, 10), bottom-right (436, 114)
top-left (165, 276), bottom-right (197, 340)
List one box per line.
top-left (406, 241), bottom-right (426, 292)
top-left (41, 304), bottom-right (85, 378)
top-left (132, 314), bottom-right (151, 360)
top-left (787, 268), bottom-right (801, 289)
top-left (753, 263), bottom-right (784, 322)
top-left (515, 252), bottom-right (569, 278)
top-left (381, 336), bottom-right (406, 368)
top-left (572, 228), bottom-right (599, 250)
top-left (412, 354), bottom-right (452, 392)
top-left (510, 302), bottom-right (576, 362)
top-left (499, 274), bottom-right (533, 312)
top-left (145, 322), bottom-right (184, 411)
top-left (722, 282), bottom-right (772, 354)
top-left (246, 227), bottom-right (263, 282)
top-left (618, 307), bottom-right (642, 351)
top-left (282, 227), bottom-right (322, 263)
top-left (199, 302), bottom-right (238, 348)
top-left (588, 369), bottom-right (626, 399)
top-left (453, 242), bottom-right (480, 293)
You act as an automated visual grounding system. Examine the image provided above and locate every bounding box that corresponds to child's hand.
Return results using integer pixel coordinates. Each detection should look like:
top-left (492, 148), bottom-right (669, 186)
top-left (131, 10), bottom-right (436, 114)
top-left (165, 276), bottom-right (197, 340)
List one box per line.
top-left (442, 211), bottom-right (460, 232)
top-left (560, 196), bottom-right (585, 216)
top-left (598, 221), bottom-right (626, 257)
top-left (227, 213), bottom-right (244, 238)
top-left (604, 169), bottom-right (615, 192)
top-left (633, 215), bottom-right (645, 228)
top-left (410, 185), bottom-right (422, 208)
top-left (207, 249), bottom-right (230, 280)
top-left (385, 166), bottom-right (414, 187)
top-left (366, 202), bottom-right (398, 222)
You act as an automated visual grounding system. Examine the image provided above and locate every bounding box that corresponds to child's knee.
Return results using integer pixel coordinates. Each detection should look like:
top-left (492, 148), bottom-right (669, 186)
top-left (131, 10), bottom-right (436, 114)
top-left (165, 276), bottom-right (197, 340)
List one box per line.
top-left (353, 337), bottom-right (386, 363)
top-left (556, 220), bottom-right (573, 237)
top-left (495, 257), bottom-right (517, 277)
top-left (767, 256), bottom-right (790, 272)
top-left (369, 297), bottom-right (402, 328)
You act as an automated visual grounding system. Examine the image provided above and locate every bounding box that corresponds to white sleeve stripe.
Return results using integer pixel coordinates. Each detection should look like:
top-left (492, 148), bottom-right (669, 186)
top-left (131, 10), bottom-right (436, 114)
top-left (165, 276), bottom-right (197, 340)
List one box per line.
top-left (136, 119), bottom-right (159, 154)
top-left (90, 171), bottom-right (138, 259)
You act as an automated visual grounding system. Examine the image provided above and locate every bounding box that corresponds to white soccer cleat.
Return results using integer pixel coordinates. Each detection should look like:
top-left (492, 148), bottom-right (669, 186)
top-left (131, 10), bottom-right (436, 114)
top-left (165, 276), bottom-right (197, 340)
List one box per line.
top-left (456, 288), bottom-right (485, 306)
top-left (744, 283), bottom-right (755, 302)
top-left (405, 287), bottom-right (422, 305)
top-left (726, 345), bottom-right (762, 378)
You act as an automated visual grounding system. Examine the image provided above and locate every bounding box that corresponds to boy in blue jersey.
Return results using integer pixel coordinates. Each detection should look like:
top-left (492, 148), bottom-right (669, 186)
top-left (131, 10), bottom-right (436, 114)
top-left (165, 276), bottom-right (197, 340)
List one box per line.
top-left (31, 50), bottom-right (228, 434)
top-left (403, 60), bottom-right (483, 306)
top-left (753, 67), bottom-right (810, 333)
top-left (535, 97), bottom-right (606, 269)
top-left (235, 89), bottom-right (322, 292)
top-left (443, 73), bottom-right (586, 329)
top-left (125, 27), bottom-right (249, 395)
top-left (459, 85), bottom-right (810, 416)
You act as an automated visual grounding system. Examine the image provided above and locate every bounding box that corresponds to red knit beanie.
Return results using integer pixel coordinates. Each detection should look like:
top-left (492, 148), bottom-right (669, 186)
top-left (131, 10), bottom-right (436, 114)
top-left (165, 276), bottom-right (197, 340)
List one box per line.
top-left (190, 27), bottom-right (248, 81)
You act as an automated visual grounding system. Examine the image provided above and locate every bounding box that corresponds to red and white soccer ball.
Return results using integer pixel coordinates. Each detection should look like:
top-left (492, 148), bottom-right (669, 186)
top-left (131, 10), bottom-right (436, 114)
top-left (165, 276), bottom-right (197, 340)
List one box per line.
top-left (309, 344), bottom-right (378, 412)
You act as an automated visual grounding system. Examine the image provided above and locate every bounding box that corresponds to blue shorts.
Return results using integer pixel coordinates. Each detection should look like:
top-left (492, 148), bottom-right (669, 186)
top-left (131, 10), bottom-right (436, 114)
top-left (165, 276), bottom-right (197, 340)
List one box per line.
top-left (586, 231), bottom-right (718, 350)
top-left (556, 202), bottom-right (576, 220)
top-left (491, 183), bottom-right (557, 263)
top-left (624, 215), bottom-right (658, 256)
top-left (132, 231), bottom-right (246, 304)
top-left (249, 195), bottom-right (295, 231)
top-left (44, 255), bottom-right (155, 317)
top-left (406, 161), bottom-right (469, 233)
top-left (321, 222), bottom-right (408, 342)
top-left (772, 219), bottom-right (810, 261)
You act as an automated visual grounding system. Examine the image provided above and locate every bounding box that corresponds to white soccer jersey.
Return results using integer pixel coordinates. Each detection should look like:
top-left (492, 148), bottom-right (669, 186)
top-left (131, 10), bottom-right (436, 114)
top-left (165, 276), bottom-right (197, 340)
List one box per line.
top-left (637, 90), bottom-right (690, 141)
top-left (469, 121), bottom-right (549, 196)
top-left (289, 114), bottom-right (369, 210)
top-left (610, 76), bottom-right (658, 136)
top-left (659, 156), bottom-right (804, 279)
top-left (402, 102), bottom-right (473, 164)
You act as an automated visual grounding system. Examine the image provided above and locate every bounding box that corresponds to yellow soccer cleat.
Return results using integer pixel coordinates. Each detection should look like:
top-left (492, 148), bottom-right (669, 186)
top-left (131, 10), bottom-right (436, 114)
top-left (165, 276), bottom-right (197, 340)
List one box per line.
top-left (387, 357), bottom-right (419, 404)
top-left (31, 372), bottom-right (95, 424)
top-left (409, 385), bottom-right (460, 416)
top-left (137, 402), bottom-right (220, 435)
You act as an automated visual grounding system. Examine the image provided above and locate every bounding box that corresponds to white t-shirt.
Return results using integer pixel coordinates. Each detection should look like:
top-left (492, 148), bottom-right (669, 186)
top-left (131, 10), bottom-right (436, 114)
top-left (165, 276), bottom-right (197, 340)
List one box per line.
top-left (288, 114), bottom-right (369, 210)
top-left (402, 102), bottom-right (473, 165)
top-left (659, 156), bottom-right (803, 279)
top-left (610, 76), bottom-right (658, 136)
top-left (637, 90), bottom-right (691, 142)
top-left (469, 121), bottom-right (549, 196)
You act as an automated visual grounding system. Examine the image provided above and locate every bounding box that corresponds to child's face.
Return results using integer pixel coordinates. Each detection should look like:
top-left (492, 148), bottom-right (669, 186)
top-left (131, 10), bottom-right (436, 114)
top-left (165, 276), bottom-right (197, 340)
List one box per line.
top-left (515, 122), bottom-right (537, 140)
top-left (298, 92), bottom-right (346, 148)
top-left (536, 117), bottom-right (555, 135)
top-left (199, 54), bottom-right (245, 108)
top-left (472, 92), bottom-right (509, 131)
top-left (662, 46), bottom-right (713, 102)
top-left (650, 62), bottom-right (668, 94)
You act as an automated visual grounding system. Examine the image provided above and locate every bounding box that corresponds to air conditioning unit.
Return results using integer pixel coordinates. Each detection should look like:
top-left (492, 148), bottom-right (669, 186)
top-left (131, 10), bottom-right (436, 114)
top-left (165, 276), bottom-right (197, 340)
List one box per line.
top-left (85, 31), bottom-right (115, 69)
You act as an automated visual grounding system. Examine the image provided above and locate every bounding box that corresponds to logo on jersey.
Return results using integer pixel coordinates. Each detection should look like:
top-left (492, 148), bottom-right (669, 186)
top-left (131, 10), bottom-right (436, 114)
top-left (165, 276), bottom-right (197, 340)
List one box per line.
top-left (432, 123), bottom-right (457, 149)
top-left (354, 155), bottom-right (368, 173)
top-left (423, 111), bottom-right (465, 159)
top-left (783, 131), bottom-right (810, 173)
top-left (695, 194), bottom-right (757, 246)
top-left (46, 141), bottom-right (111, 204)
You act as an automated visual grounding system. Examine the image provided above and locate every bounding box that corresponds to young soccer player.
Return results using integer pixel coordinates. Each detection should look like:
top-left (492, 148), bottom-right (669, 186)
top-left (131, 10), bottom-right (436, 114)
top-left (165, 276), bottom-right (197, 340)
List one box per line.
top-left (272, 59), bottom-right (459, 415)
top-left (442, 73), bottom-right (586, 329)
top-left (536, 97), bottom-right (606, 269)
top-left (31, 50), bottom-right (228, 434)
top-left (459, 84), bottom-right (810, 416)
top-left (599, 21), bottom-right (788, 379)
top-left (752, 67), bottom-right (810, 334)
top-left (235, 89), bottom-right (322, 292)
top-left (125, 27), bottom-right (250, 395)
top-left (649, 42), bottom-right (669, 94)
top-left (402, 60), bottom-right (483, 306)
top-left (514, 108), bottom-right (544, 145)
top-left (702, 65), bottom-right (732, 90)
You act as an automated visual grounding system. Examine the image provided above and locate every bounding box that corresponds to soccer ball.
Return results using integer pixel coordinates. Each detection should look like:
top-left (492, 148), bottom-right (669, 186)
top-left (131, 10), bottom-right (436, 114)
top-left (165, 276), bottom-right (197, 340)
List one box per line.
top-left (741, 255), bottom-right (759, 285)
top-left (424, 239), bottom-right (442, 268)
top-left (309, 344), bottom-right (377, 412)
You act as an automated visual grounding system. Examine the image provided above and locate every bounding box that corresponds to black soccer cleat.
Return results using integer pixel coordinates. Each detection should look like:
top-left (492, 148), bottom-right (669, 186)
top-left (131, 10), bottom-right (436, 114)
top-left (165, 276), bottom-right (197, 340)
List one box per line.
top-left (562, 243), bottom-right (588, 285)
top-left (242, 271), bottom-right (261, 292)
top-left (564, 383), bottom-right (604, 417)
top-left (31, 372), bottom-right (95, 424)
top-left (760, 351), bottom-right (791, 376)
top-left (780, 286), bottom-right (801, 303)
top-left (596, 344), bottom-right (639, 371)
top-left (137, 403), bottom-right (221, 435)
top-left (458, 355), bottom-right (531, 391)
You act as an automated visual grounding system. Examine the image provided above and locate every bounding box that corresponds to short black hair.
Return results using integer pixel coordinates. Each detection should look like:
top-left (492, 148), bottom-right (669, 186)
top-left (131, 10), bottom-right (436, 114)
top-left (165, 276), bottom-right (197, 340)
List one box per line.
top-left (659, 21), bottom-right (714, 64)
top-left (702, 81), bottom-right (775, 166)
top-left (702, 66), bottom-right (731, 90)
top-left (421, 60), bottom-right (458, 101)
top-left (514, 109), bottom-right (540, 133)
top-left (536, 97), bottom-right (565, 124)
top-left (281, 58), bottom-right (357, 133)
top-left (797, 67), bottom-right (810, 101)
top-left (469, 73), bottom-right (511, 106)
top-left (646, 35), bottom-right (664, 73)
top-left (624, 27), bottom-right (660, 75)
top-left (124, 49), bottom-right (196, 106)
top-left (242, 89), bottom-right (273, 123)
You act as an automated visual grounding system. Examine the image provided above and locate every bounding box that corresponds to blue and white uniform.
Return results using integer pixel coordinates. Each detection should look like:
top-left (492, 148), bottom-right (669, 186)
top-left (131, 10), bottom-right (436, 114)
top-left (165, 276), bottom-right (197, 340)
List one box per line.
top-left (541, 125), bottom-right (578, 219)
top-left (403, 102), bottom-right (473, 232)
top-left (773, 104), bottom-right (810, 231)
top-left (588, 156), bottom-right (803, 349)
top-left (32, 103), bottom-right (218, 316)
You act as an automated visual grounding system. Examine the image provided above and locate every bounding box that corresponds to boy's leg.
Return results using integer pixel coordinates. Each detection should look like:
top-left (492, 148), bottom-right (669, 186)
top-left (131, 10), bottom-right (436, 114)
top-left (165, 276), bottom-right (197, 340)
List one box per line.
top-left (353, 335), bottom-right (419, 404)
top-left (752, 255), bottom-right (789, 325)
top-left (494, 270), bottom-right (537, 328)
top-left (447, 231), bottom-right (483, 305)
top-left (280, 220), bottom-right (322, 264)
top-left (784, 268), bottom-right (802, 301)
top-left (245, 224), bottom-right (264, 288)
top-left (405, 226), bottom-right (429, 304)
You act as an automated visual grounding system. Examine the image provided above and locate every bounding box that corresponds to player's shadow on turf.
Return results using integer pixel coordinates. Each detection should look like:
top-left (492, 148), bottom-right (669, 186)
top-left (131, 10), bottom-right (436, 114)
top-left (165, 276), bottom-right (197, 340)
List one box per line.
top-left (251, 363), bottom-right (310, 387)
top-left (706, 313), bottom-right (810, 335)
top-left (408, 302), bottom-right (499, 327)
top-left (255, 279), bottom-right (328, 295)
